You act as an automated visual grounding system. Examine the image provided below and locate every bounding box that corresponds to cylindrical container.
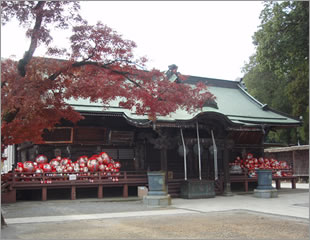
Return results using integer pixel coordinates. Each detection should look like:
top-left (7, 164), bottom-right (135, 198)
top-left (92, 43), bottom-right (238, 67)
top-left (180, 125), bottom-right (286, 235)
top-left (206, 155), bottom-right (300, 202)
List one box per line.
top-left (256, 169), bottom-right (273, 190)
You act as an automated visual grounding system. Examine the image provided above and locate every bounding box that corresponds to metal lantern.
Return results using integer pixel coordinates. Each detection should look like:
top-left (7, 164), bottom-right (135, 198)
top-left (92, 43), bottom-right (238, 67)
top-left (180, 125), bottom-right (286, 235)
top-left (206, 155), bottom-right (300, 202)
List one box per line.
top-left (177, 145), bottom-right (189, 156)
top-left (193, 143), bottom-right (206, 156)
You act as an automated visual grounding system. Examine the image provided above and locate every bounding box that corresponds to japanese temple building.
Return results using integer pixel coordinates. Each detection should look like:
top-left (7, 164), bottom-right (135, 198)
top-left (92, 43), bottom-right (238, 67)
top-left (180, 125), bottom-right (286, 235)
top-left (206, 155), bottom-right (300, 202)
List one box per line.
top-left (15, 73), bottom-right (301, 197)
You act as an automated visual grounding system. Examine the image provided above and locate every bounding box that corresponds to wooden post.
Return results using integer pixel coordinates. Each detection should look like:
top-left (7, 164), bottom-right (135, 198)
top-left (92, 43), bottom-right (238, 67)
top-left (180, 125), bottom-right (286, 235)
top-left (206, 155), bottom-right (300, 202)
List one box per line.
top-left (160, 148), bottom-right (168, 182)
top-left (71, 186), bottom-right (76, 200)
top-left (292, 150), bottom-right (296, 174)
top-left (292, 178), bottom-right (296, 189)
top-left (223, 139), bottom-right (233, 196)
top-left (123, 171), bottom-right (128, 197)
top-left (98, 184), bottom-right (103, 198)
top-left (123, 184), bottom-right (128, 198)
top-left (243, 169), bottom-right (248, 192)
top-left (245, 180), bottom-right (248, 192)
top-left (276, 179), bottom-right (281, 189)
top-left (12, 169), bottom-right (16, 186)
top-left (42, 187), bottom-right (47, 201)
top-left (160, 149), bottom-right (167, 172)
top-left (261, 128), bottom-right (265, 158)
top-left (2, 189), bottom-right (16, 203)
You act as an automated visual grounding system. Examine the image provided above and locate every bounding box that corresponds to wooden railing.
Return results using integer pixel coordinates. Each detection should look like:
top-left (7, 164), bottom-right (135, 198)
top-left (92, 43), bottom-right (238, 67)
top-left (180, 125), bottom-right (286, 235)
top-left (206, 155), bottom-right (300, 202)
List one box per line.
top-left (10, 170), bottom-right (147, 187)
top-left (2, 170), bottom-right (226, 202)
top-left (1, 170), bottom-right (148, 202)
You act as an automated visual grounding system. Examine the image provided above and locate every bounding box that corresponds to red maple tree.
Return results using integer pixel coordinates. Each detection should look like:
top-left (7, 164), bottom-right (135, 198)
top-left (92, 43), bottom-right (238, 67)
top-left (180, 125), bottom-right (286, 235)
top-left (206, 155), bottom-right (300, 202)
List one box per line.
top-left (1, 1), bottom-right (215, 145)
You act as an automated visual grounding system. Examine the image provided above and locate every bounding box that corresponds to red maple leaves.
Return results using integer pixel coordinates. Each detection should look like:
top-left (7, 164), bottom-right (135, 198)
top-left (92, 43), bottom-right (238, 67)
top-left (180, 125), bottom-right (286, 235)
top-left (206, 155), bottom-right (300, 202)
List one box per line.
top-left (1, 1), bottom-right (215, 145)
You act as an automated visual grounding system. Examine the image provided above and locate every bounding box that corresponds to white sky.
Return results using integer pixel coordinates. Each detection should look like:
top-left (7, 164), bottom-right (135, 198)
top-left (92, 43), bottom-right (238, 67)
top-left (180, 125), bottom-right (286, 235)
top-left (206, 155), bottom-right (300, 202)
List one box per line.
top-left (1, 1), bottom-right (264, 80)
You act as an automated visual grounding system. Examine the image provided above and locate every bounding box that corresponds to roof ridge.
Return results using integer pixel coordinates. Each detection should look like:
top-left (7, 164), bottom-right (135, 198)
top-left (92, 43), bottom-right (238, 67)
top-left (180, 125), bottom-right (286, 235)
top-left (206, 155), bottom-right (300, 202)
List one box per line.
top-left (186, 75), bottom-right (236, 82)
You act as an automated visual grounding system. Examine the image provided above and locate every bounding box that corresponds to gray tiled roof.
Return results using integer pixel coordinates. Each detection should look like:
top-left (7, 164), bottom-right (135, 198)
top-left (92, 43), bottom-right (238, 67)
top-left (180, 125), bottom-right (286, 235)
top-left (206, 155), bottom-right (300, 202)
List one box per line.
top-left (66, 76), bottom-right (300, 128)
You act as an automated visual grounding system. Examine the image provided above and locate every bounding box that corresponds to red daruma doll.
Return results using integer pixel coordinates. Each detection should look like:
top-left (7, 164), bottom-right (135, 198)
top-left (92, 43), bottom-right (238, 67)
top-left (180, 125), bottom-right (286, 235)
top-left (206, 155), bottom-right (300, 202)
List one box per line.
top-left (100, 152), bottom-right (110, 165)
top-left (35, 155), bottom-right (48, 164)
top-left (23, 161), bottom-right (35, 172)
top-left (50, 158), bottom-right (60, 168)
top-left (87, 158), bottom-right (99, 172)
top-left (42, 163), bottom-right (52, 172)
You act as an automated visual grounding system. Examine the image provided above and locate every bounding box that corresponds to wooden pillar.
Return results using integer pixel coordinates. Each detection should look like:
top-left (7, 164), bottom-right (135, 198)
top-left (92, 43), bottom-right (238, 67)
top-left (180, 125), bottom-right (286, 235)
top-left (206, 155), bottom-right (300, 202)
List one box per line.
top-left (160, 148), bottom-right (168, 172)
top-left (42, 187), bottom-right (47, 201)
top-left (245, 180), bottom-right (249, 192)
top-left (2, 189), bottom-right (16, 203)
top-left (123, 184), bottom-right (128, 197)
top-left (71, 186), bottom-right (76, 200)
top-left (188, 146), bottom-right (197, 178)
top-left (292, 150), bottom-right (296, 174)
top-left (261, 128), bottom-right (265, 158)
top-left (123, 172), bottom-right (128, 197)
top-left (223, 139), bottom-right (233, 196)
top-left (292, 178), bottom-right (296, 189)
top-left (160, 148), bottom-right (168, 182)
top-left (244, 169), bottom-right (248, 192)
top-left (98, 185), bottom-right (103, 198)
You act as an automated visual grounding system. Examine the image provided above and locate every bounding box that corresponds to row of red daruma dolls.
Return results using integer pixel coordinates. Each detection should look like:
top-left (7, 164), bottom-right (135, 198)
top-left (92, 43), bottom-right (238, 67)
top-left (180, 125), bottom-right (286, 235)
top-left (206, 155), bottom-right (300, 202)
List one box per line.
top-left (230, 153), bottom-right (292, 178)
top-left (14, 152), bottom-right (122, 182)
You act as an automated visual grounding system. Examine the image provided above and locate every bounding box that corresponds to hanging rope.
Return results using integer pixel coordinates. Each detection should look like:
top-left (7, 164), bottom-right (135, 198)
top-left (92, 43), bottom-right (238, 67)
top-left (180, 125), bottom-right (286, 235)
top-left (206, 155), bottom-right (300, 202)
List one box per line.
top-left (196, 122), bottom-right (202, 180)
top-left (211, 129), bottom-right (218, 180)
top-left (180, 128), bottom-right (187, 180)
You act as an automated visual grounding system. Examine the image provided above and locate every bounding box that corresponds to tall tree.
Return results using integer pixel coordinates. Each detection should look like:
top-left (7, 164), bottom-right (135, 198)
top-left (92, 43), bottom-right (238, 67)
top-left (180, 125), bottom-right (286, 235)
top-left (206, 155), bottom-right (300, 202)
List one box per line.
top-left (242, 1), bottom-right (309, 144)
top-left (1, 1), bottom-right (214, 145)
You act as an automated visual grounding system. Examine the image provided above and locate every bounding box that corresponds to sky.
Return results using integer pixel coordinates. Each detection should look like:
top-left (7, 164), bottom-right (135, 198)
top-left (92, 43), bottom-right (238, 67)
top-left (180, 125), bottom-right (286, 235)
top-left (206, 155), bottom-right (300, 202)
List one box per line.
top-left (1, 1), bottom-right (264, 81)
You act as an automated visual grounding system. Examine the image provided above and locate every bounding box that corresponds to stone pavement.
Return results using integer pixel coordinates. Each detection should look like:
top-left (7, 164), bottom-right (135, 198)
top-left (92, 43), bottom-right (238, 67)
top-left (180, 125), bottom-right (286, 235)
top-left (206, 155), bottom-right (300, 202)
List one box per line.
top-left (1, 183), bottom-right (309, 239)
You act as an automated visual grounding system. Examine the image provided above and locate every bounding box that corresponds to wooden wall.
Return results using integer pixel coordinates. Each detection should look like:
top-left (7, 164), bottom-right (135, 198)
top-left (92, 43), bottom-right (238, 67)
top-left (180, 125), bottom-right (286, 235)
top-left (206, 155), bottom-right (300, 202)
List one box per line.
top-left (264, 147), bottom-right (309, 177)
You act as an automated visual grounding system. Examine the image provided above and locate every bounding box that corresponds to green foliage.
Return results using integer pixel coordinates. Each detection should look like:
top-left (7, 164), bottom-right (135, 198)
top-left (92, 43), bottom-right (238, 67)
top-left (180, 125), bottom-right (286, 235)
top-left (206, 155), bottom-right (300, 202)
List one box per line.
top-left (242, 1), bottom-right (309, 145)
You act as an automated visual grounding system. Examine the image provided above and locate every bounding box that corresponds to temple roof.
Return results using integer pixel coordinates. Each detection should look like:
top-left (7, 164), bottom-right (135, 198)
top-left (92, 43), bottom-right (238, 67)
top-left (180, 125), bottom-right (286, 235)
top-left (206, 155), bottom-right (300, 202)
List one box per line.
top-left (66, 76), bottom-right (301, 128)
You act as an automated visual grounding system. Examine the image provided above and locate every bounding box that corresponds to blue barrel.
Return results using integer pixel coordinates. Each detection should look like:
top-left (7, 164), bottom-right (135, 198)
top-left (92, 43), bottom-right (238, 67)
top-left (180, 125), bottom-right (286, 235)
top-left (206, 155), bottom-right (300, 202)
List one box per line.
top-left (256, 169), bottom-right (274, 190)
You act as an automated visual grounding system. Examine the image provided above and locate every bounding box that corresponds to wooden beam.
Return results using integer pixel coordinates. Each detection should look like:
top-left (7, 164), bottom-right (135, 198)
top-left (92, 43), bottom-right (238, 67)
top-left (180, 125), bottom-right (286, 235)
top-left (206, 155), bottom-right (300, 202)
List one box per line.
top-left (123, 184), bottom-right (128, 198)
top-left (71, 186), bottom-right (76, 200)
top-left (98, 185), bottom-right (103, 198)
top-left (42, 187), bottom-right (47, 201)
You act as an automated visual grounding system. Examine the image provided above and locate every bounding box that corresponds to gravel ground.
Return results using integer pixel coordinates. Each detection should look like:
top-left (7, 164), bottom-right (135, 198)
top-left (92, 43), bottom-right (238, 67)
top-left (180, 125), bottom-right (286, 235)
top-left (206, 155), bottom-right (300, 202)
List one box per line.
top-left (2, 198), bottom-right (153, 218)
top-left (2, 184), bottom-right (309, 239)
top-left (1, 210), bottom-right (309, 240)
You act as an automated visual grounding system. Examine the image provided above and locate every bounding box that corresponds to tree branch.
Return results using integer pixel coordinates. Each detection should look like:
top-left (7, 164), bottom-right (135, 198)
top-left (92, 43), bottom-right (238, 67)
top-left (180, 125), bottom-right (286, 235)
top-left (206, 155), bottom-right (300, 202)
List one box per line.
top-left (47, 59), bottom-right (145, 90)
top-left (17, 1), bottom-right (45, 77)
top-left (71, 61), bottom-right (143, 88)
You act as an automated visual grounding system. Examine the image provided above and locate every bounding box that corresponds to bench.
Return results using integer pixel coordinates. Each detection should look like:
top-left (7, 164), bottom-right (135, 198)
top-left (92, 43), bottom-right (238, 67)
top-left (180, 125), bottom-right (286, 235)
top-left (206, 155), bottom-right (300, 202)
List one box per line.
top-left (273, 175), bottom-right (297, 190)
top-left (230, 170), bottom-right (297, 192)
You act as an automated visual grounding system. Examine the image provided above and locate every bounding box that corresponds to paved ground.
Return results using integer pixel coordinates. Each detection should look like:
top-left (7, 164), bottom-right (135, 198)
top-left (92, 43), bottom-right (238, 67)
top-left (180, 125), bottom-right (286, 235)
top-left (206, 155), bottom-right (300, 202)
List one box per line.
top-left (1, 183), bottom-right (309, 239)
